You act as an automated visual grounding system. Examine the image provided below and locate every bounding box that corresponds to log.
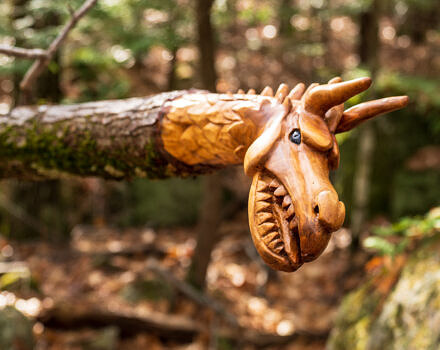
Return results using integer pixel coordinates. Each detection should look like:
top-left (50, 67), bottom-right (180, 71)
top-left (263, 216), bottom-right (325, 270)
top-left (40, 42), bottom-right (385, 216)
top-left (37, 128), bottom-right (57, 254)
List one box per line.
top-left (38, 303), bottom-right (202, 341)
top-left (0, 91), bottom-right (198, 180)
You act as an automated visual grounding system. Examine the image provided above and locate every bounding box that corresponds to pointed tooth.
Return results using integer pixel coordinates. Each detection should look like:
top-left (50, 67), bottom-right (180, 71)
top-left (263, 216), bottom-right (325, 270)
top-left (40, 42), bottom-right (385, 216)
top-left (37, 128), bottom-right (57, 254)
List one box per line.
top-left (282, 196), bottom-right (292, 208)
top-left (256, 191), bottom-right (272, 202)
top-left (286, 204), bottom-right (295, 217)
top-left (269, 178), bottom-right (280, 189)
top-left (247, 89), bottom-right (256, 95)
top-left (256, 201), bottom-right (271, 212)
top-left (289, 220), bottom-right (297, 230)
top-left (273, 241), bottom-right (285, 253)
top-left (268, 239), bottom-right (283, 250)
top-left (257, 180), bottom-right (270, 192)
top-left (237, 88), bottom-right (245, 94)
top-left (273, 245), bottom-right (284, 254)
top-left (261, 86), bottom-right (274, 96)
top-left (258, 212), bottom-right (274, 224)
top-left (259, 222), bottom-right (276, 233)
top-left (263, 231), bottom-right (279, 243)
top-left (274, 186), bottom-right (287, 197)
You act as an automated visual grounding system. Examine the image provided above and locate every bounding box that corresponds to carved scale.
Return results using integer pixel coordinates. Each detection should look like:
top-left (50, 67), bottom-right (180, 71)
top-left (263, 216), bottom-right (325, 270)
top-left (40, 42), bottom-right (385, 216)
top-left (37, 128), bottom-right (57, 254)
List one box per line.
top-left (160, 77), bottom-right (408, 272)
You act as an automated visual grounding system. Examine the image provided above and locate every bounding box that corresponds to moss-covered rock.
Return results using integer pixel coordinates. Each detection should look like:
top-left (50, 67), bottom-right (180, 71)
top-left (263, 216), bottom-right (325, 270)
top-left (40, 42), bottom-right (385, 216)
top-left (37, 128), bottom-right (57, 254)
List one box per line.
top-left (0, 306), bottom-right (34, 350)
top-left (327, 236), bottom-right (440, 350)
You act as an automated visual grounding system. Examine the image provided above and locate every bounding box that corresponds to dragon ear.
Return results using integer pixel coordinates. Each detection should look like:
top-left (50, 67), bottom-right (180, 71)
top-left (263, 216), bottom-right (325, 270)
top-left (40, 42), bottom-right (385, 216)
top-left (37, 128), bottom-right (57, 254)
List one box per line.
top-left (335, 96), bottom-right (409, 133)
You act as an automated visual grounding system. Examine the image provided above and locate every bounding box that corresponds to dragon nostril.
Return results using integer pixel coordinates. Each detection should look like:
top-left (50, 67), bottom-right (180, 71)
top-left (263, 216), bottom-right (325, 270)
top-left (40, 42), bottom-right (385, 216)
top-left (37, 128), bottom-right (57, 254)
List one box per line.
top-left (314, 205), bottom-right (320, 214)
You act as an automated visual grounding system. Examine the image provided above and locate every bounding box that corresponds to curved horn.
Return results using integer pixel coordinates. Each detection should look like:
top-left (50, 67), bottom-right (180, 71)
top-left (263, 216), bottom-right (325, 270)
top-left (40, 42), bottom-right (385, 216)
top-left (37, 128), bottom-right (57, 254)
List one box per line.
top-left (304, 77), bottom-right (372, 116)
top-left (336, 96), bottom-right (409, 133)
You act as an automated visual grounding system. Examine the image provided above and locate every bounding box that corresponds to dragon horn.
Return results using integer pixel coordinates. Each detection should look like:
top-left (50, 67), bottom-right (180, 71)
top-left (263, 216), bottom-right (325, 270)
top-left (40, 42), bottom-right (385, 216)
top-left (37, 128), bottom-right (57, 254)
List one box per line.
top-left (336, 96), bottom-right (409, 133)
top-left (304, 77), bottom-right (372, 116)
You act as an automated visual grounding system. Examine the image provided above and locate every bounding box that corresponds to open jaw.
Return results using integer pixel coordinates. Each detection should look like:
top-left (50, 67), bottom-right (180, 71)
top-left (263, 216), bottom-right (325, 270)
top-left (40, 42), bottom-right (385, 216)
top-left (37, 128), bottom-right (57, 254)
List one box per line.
top-left (248, 171), bottom-right (303, 272)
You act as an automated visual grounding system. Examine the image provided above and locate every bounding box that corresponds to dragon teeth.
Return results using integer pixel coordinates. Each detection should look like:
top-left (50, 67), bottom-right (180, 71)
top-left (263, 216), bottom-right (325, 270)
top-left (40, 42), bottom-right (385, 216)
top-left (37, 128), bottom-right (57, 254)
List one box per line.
top-left (269, 178), bottom-right (280, 189)
top-left (273, 242), bottom-right (285, 254)
top-left (289, 220), bottom-right (297, 230)
top-left (257, 212), bottom-right (274, 224)
top-left (263, 231), bottom-right (279, 243)
top-left (256, 191), bottom-right (272, 202)
top-left (274, 186), bottom-right (287, 197)
top-left (259, 222), bottom-right (276, 233)
top-left (257, 181), bottom-right (270, 193)
top-left (286, 204), bottom-right (295, 217)
top-left (268, 239), bottom-right (283, 250)
top-left (282, 196), bottom-right (292, 208)
top-left (255, 200), bottom-right (271, 212)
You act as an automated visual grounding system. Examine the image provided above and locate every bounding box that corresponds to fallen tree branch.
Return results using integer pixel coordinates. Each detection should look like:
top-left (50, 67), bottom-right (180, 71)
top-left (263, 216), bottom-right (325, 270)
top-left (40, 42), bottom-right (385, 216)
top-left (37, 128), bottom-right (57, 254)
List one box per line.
top-left (0, 45), bottom-right (48, 59)
top-left (146, 258), bottom-right (240, 328)
top-left (38, 303), bottom-right (202, 341)
top-left (20, 0), bottom-right (98, 92)
top-left (38, 302), bottom-right (328, 346)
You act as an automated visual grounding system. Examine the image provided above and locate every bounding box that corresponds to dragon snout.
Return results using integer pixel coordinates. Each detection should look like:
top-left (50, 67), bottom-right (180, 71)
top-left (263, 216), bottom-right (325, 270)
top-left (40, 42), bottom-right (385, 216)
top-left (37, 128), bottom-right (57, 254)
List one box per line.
top-left (314, 190), bottom-right (345, 231)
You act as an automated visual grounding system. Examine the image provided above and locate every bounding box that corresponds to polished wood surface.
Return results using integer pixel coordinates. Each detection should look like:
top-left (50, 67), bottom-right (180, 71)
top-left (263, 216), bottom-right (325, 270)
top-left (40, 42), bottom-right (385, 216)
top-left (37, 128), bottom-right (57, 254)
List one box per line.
top-left (160, 77), bottom-right (408, 272)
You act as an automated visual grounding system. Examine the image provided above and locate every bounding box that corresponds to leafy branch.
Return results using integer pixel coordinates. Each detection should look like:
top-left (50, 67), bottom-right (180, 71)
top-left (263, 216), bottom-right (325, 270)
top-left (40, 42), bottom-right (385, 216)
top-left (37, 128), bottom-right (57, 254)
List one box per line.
top-left (0, 0), bottom-right (98, 93)
top-left (363, 207), bottom-right (440, 256)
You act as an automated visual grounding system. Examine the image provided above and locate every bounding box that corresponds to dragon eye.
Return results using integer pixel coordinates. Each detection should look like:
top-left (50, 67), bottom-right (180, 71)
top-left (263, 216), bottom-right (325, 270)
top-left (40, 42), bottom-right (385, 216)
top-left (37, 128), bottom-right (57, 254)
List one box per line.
top-left (289, 129), bottom-right (301, 145)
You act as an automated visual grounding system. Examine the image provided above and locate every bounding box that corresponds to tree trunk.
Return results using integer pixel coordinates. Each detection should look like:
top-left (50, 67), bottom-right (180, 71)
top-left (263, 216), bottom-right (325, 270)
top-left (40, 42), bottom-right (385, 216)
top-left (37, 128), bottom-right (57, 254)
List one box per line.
top-left (186, 0), bottom-right (221, 290)
top-left (0, 91), bottom-right (208, 180)
top-left (350, 0), bottom-right (381, 246)
top-left (195, 0), bottom-right (217, 92)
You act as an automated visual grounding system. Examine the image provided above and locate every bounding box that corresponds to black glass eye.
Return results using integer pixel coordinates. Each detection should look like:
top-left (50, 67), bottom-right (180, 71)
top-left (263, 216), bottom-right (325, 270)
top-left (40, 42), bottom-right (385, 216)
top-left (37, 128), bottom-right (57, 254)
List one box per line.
top-left (289, 129), bottom-right (301, 145)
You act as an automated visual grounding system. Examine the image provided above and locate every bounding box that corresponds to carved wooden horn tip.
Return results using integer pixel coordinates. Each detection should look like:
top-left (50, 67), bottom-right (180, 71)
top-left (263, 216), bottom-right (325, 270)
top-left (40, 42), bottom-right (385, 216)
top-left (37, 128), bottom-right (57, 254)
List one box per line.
top-left (335, 95), bottom-right (409, 133)
top-left (328, 76), bottom-right (342, 84)
top-left (305, 77), bottom-right (372, 116)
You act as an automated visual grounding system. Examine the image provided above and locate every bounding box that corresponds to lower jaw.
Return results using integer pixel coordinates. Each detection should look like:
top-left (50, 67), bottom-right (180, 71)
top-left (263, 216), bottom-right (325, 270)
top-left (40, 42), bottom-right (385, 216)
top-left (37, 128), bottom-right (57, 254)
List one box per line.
top-left (248, 171), bottom-right (303, 272)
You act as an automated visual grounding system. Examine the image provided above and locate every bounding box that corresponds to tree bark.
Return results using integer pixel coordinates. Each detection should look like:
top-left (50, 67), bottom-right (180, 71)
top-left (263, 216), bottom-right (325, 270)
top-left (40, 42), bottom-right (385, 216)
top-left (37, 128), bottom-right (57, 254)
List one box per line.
top-left (186, 0), bottom-right (222, 290)
top-left (350, 0), bottom-right (381, 246)
top-left (0, 91), bottom-right (208, 180)
top-left (195, 0), bottom-right (217, 91)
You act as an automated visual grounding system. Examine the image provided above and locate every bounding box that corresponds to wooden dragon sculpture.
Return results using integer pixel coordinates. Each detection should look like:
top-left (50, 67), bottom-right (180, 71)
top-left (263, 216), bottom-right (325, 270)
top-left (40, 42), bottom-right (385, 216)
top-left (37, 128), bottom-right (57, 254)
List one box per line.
top-left (0, 76), bottom-right (408, 272)
top-left (160, 77), bottom-right (408, 272)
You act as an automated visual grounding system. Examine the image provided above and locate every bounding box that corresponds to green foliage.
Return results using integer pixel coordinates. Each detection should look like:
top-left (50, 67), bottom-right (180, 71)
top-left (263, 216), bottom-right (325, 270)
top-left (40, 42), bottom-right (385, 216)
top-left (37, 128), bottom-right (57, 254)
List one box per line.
top-left (363, 207), bottom-right (440, 256)
top-left (116, 177), bottom-right (202, 227)
top-left (391, 170), bottom-right (440, 218)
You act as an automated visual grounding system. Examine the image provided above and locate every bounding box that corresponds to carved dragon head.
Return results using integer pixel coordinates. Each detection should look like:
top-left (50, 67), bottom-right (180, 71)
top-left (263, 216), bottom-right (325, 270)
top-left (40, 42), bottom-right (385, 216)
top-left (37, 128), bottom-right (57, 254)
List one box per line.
top-left (160, 76), bottom-right (408, 272)
top-left (244, 77), bottom-right (408, 271)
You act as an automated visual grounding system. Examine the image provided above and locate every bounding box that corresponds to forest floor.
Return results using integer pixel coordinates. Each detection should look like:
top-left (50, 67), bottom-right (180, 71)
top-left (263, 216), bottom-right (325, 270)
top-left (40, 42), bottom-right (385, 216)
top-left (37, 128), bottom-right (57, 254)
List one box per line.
top-left (1, 213), bottom-right (369, 350)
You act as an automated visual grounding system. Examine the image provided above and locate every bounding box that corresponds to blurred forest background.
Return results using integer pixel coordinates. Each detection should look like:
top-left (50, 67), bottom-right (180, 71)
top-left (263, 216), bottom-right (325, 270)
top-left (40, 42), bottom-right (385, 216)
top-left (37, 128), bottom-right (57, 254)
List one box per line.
top-left (0, 0), bottom-right (439, 349)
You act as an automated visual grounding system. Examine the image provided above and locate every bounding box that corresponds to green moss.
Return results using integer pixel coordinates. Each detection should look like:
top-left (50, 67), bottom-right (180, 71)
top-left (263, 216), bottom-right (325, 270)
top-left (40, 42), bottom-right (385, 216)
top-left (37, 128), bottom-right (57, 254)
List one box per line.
top-left (327, 283), bottom-right (380, 350)
top-left (0, 122), bottom-right (171, 179)
top-left (328, 235), bottom-right (440, 350)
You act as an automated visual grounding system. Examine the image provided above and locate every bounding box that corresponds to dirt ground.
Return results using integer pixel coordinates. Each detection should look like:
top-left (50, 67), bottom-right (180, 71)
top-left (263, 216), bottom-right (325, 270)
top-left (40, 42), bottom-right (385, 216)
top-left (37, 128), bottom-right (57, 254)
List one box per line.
top-left (1, 213), bottom-right (368, 350)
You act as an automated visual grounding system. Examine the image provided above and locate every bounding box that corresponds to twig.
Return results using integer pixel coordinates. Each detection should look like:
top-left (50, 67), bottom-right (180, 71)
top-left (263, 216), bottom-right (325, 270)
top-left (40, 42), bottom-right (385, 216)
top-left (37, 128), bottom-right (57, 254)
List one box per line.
top-left (20, 0), bottom-right (98, 92)
top-left (0, 192), bottom-right (48, 236)
top-left (146, 258), bottom-right (241, 328)
top-left (0, 45), bottom-right (48, 59)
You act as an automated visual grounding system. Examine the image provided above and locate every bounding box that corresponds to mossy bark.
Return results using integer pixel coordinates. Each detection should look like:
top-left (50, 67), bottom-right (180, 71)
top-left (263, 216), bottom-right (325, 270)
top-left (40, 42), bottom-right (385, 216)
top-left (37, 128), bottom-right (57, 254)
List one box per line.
top-left (327, 235), bottom-right (440, 350)
top-left (0, 91), bottom-right (217, 180)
